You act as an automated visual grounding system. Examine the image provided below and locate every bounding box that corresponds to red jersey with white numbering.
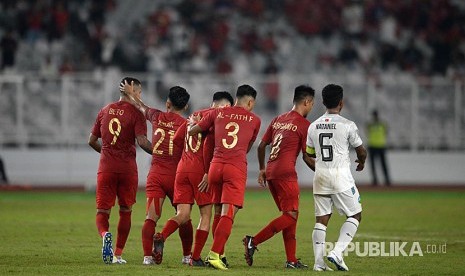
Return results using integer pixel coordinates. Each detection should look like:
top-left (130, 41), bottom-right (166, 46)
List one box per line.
top-left (262, 110), bottom-right (310, 180)
top-left (197, 106), bottom-right (261, 170)
top-left (146, 108), bottom-right (186, 175)
top-left (174, 108), bottom-right (213, 174)
top-left (91, 101), bottom-right (147, 174)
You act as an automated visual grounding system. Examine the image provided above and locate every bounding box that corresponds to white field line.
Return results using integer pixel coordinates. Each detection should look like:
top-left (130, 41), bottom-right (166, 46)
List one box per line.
top-left (357, 233), bottom-right (465, 243)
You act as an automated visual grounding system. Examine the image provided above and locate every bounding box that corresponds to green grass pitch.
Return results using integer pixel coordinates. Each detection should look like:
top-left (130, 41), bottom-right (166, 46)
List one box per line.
top-left (1, 189), bottom-right (464, 275)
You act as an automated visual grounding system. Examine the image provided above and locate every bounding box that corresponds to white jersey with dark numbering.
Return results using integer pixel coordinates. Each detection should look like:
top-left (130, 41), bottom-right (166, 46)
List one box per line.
top-left (306, 113), bottom-right (363, 194)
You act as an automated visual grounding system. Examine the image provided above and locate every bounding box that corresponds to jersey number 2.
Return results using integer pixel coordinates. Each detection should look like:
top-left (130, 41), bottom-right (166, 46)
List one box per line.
top-left (319, 133), bottom-right (333, 161)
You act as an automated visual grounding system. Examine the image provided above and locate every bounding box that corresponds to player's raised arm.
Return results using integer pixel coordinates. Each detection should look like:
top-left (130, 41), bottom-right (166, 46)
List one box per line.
top-left (354, 145), bottom-right (367, 171)
top-left (121, 80), bottom-right (152, 116)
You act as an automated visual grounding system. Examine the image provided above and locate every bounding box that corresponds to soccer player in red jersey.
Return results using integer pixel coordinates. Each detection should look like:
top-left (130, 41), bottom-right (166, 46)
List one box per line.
top-left (188, 84), bottom-right (261, 270)
top-left (152, 91), bottom-right (235, 266)
top-left (243, 85), bottom-right (316, 269)
top-left (122, 82), bottom-right (192, 265)
top-left (88, 77), bottom-right (153, 265)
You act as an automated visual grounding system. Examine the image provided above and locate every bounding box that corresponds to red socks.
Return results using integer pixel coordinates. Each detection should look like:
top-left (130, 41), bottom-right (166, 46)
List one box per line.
top-left (212, 214), bottom-right (221, 237)
top-left (253, 213), bottom-right (296, 245)
top-left (178, 219), bottom-right (193, 256)
top-left (211, 216), bottom-right (233, 253)
top-left (161, 219), bottom-right (180, 240)
top-left (96, 212), bottom-right (109, 237)
top-left (115, 211), bottom-right (131, 256)
top-left (192, 229), bottom-right (209, 260)
top-left (142, 219), bottom-right (156, 256)
top-left (283, 221), bottom-right (297, 263)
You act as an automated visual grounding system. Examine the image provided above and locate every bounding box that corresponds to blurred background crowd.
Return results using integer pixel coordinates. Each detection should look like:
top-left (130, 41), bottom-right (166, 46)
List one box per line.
top-left (1, 0), bottom-right (465, 78)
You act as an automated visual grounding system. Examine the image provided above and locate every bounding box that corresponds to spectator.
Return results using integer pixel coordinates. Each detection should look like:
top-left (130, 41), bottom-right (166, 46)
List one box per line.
top-left (366, 110), bottom-right (391, 186)
top-left (0, 155), bottom-right (8, 185)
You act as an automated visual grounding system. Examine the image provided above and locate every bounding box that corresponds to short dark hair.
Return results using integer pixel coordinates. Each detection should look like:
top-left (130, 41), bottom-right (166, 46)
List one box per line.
top-left (322, 84), bottom-right (343, 109)
top-left (212, 91), bottom-right (234, 106)
top-left (236, 84), bottom-right (257, 99)
top-left (119, 77), bottom-right (141, 93)
top-left (168, 86), bottom-right (190, 110)
top-left (293, 85), bottom-right (315, 103)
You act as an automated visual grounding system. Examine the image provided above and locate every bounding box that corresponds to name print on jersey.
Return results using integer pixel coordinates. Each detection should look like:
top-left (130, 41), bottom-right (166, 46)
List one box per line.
top-left (109, 108), bottom-right (125, 116)
top-left (272, 122), bottom-right (298, 131)
top-left (217, 112), bottom-right (255, 122)
top-left (316, 123), bottom-right (337, 130)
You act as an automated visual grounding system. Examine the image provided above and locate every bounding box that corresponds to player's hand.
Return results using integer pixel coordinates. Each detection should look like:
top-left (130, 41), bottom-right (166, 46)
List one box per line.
top-left (355, 160), bottom-right (365, 171)
top-left (198, 173), bottom-right (209, 192)
top-left (121, 80), bottom-right (140, 101)
top-left (258, 169), bottom-right (267, 187)
top-left (188, 114), bottom-right (201, 126)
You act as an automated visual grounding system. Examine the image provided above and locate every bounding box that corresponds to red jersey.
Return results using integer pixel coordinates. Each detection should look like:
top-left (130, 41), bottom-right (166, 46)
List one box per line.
top-left (91, 101), bottom-right (147, 174)
top-left (174, 108), bottom-right (214, 174)
top-left (197, 106), bottom-right (261, 169)
top-left (146, 107), bottom-right (186, 175)
top-left (262, 110), bottom-right (310, 180)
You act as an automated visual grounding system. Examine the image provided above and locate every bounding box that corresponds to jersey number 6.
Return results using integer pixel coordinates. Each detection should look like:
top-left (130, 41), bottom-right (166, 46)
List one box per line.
top-left (319, 133), bottom-right (333, 162)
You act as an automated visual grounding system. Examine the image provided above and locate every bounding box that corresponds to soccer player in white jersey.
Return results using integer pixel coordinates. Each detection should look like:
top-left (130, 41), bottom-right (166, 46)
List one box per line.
top-left (306, 84), bottom-right (367, 271)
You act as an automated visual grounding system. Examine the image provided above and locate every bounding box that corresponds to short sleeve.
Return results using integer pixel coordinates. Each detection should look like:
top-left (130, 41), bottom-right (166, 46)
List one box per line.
top-left (146, 107), bottom-right (161, 122)
top-left (348, 122), bottom-right (363, 148)
top-left (197, 109), bottom-right (217, 132)
top-left (134, 111), bottom-right (147, 137)
top-left (173, 121), bottom-right (187, 149)
top-left (251, 117), bottom-right (261, 144)
top-left (306, 124), bottom-right (314, 148)
top-left (300, 120), bottom-right (310, 153)
top-left (91, 109), bottom-right (103, 137)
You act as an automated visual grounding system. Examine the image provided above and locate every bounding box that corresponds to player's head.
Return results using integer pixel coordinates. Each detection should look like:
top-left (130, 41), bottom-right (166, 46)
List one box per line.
top-left (167, 86), bottom-right (190, 111)
top-left (372, 109), bottom-right (379, 120)
top-left (235, 84), bottom-right (257, 111)
top-left (322, 84), bottom-right (343, 110)
top-left (211, 91), bottom-right (234, 108)
top-left (119, 77), bottom-right (142, 99)
top-left (293, 85), bottom-right (315, 117)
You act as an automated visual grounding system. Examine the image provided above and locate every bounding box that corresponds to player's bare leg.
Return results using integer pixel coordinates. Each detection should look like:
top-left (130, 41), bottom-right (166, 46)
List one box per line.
top-left (327, 212), bottom-right (361, 271)
top-left (142, 197), bottom-right (164, 265)
top-left (96, 208), bottom-right (113, 264)
top-left (312, 214), bottom-right (333, 271)
top-left (190, 204), bottom-right (212, 266)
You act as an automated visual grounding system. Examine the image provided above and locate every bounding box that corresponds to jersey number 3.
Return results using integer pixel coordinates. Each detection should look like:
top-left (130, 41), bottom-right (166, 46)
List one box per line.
top-left (319, 133), bottom-right (333, 162)
top-left (222, 122), bottom-right (239, 149)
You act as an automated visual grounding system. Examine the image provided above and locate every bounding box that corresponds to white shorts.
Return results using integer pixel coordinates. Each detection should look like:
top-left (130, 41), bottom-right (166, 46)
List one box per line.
top-left (314, 186), bottom-right (362, 217)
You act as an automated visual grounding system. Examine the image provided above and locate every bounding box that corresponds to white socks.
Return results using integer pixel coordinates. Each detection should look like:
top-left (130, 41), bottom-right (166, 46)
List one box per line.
top-left (312, 223), bottom-right (327, 266)
top-left (333, 217), bottom-right (359, 256)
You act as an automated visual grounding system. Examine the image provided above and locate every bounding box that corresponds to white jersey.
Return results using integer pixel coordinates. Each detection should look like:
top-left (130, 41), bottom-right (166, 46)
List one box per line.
top-left (307, 112), bottom-right (363, 194)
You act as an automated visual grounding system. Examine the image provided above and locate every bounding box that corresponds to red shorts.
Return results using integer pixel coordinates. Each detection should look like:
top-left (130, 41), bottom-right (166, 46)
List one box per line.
top-left (146, 172), bottom-right (175, 205)
top-left (174, 172), bottom-right (212, 206)
top-left (209, 162), bottom-right (247, 208)
top-left (268, 179), bottom-right (299, 212)
top-left (96, 172), bottom-right (138, 210)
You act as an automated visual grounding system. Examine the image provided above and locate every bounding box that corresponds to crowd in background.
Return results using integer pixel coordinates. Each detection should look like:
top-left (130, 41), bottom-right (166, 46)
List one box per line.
top-left (1, 0), bottom-right (465, 78)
